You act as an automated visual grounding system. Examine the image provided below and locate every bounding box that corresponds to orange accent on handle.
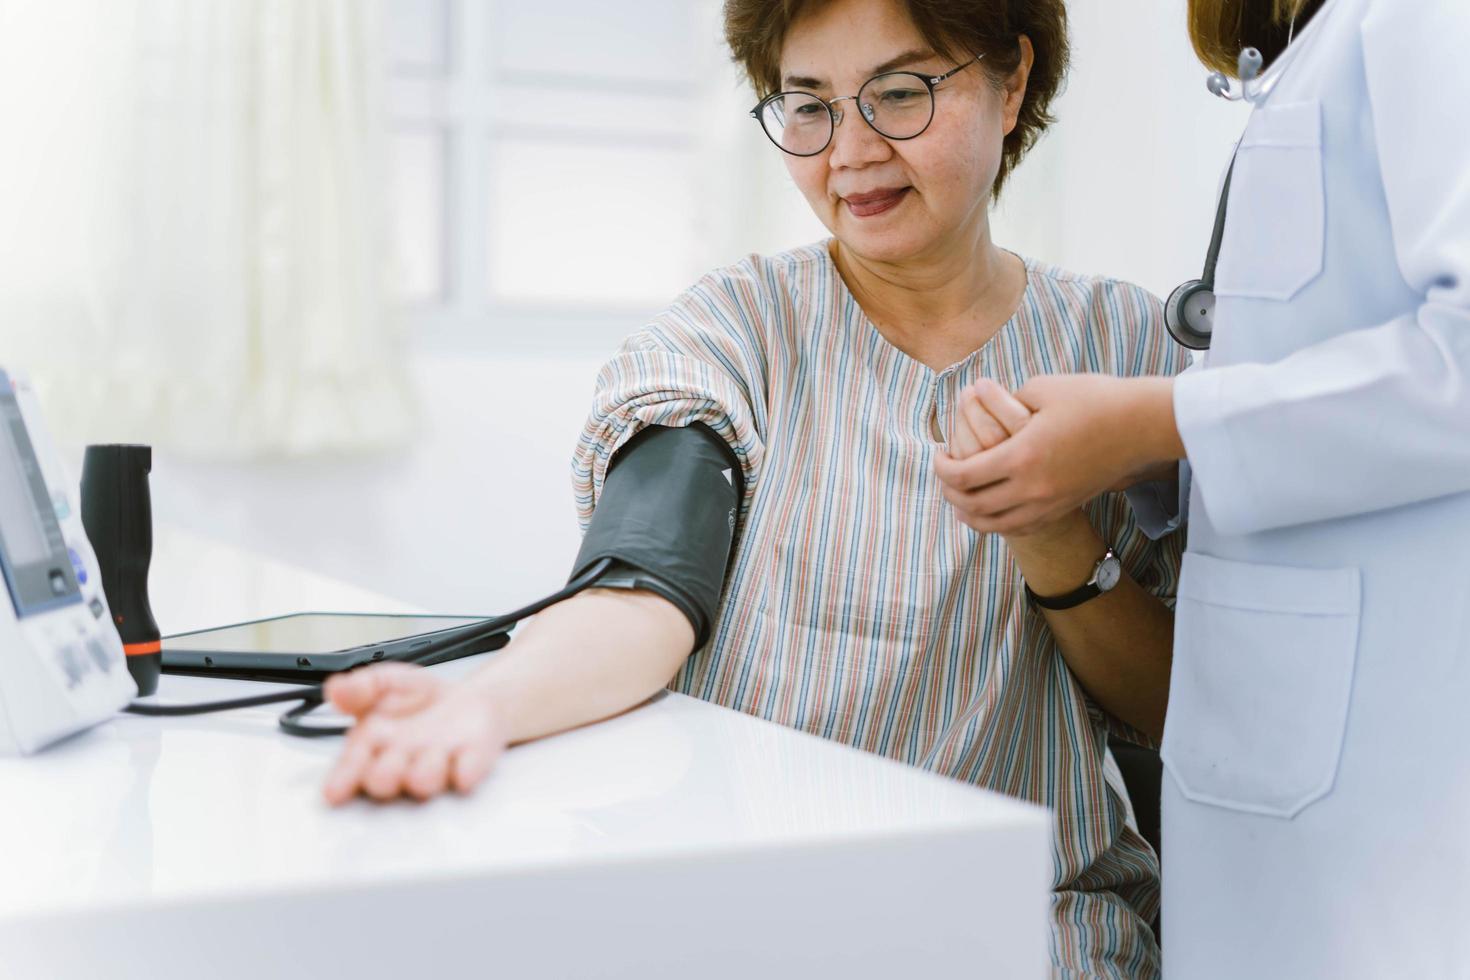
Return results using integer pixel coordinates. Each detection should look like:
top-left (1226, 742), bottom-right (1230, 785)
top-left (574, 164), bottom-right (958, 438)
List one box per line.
top-left (124, 640), bottom-right (161, 656)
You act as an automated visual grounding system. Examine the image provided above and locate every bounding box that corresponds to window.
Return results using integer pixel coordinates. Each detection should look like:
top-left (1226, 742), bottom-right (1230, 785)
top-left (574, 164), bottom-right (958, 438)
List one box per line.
top-left (386, 0), bottom-right (743, 350)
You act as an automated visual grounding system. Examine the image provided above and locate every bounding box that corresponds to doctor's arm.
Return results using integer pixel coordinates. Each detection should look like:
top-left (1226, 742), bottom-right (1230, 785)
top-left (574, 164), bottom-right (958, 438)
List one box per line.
top-left (945, 3), bottom-right (1470, 538)
top-left (1168, 2), bottom-right (1470, 536)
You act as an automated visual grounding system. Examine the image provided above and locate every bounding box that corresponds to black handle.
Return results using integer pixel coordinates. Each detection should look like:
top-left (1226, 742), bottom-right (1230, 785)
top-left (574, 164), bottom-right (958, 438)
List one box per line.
top-left (81, 444), bottom-right (160, 695)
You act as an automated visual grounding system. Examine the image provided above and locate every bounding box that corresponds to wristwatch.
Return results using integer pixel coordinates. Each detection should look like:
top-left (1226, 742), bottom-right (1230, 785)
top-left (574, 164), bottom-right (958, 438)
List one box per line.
top-left (1024, 547), bottom-right (1122, 611)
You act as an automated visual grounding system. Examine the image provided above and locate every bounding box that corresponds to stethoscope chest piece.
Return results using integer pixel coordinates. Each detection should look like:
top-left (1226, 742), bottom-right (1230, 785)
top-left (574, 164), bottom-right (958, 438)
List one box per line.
top-left (1165, 279), bottom-right (1216, 351)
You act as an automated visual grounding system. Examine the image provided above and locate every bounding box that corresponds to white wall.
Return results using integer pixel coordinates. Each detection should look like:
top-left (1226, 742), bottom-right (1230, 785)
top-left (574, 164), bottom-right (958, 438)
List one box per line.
top-left (991, 0), bottom-right (1251, 299)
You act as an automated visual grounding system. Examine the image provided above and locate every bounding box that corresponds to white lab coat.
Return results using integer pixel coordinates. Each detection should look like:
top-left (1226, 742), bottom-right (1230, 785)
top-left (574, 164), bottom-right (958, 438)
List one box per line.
top-left (1144, 0), bottom-right (1470, 976)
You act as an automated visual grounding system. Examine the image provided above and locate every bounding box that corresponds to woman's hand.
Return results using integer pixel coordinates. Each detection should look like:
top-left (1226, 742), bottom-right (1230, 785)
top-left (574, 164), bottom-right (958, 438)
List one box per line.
top-left (934, 375), bottom-right (1182, 536)
top-left (940, 380), bottom-right (1092, 547)
top-left (322, 663), bottom-right (509, 805)
top-left (945, 379), bottom-right (1027, 459)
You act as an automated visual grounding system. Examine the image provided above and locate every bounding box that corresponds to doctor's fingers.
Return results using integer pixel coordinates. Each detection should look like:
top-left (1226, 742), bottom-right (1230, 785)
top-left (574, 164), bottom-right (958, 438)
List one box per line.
top-left (958, 391), bottom-right (1009, 452)
top-left (939, 480), bottom-right (1054, 536)
top-left (938, 479), bottom-right (1025, 528)
top-left (932, 438), bottom-right (1028, 493)
top-left (971, 507), bottom-right (1059, 537)
top-left (937, 465), bottom-right (1073, 529)
top-left (971, 380), bottom-right (1031, 437)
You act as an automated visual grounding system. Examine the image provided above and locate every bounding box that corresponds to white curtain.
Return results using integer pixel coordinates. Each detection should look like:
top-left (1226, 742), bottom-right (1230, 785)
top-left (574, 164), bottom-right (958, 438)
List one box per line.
top-left (0, 0), bottom-right (413, 458)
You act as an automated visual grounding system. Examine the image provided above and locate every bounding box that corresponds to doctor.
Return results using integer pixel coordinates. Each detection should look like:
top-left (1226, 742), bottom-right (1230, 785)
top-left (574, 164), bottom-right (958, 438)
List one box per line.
top-left (934, 0), bottom-right (1470, 974)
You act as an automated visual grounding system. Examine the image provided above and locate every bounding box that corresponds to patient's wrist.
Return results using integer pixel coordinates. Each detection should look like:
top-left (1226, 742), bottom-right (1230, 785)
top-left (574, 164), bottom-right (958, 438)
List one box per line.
top-left (1005, 510), bottom-right (1104, 594)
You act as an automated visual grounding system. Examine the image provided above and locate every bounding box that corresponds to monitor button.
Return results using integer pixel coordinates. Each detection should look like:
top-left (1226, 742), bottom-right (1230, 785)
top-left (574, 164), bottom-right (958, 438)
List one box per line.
top-left (85, 637), bottom-right (112, 672)
top-left (58, 645), bottom-right (86, 687)
top-left (49, 571), bottom-right (68, 595)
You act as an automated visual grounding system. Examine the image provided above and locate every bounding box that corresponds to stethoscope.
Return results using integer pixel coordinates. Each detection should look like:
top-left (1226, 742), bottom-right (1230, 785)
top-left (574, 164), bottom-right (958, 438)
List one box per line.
top-left (1164, 47), bottom-right (1265, 351)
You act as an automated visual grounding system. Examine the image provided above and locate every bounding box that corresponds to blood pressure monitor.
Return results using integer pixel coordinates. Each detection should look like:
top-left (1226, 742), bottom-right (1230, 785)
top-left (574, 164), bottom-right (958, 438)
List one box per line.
top-left (0, 370), bottom-right (135, 755)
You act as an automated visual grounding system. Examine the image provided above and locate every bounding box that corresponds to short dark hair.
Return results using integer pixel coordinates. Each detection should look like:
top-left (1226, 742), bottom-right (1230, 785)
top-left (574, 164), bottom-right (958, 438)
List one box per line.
top-left (723, 0), bottom-right (1070, 198)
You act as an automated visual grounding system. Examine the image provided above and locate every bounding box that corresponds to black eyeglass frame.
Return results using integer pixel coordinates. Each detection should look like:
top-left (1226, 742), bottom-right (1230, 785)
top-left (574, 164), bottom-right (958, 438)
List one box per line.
top-left (748, 54), bottom-right (986, 157)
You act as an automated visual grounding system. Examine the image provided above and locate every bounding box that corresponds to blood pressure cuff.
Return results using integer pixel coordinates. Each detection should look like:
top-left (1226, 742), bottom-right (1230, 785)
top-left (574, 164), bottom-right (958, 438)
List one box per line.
top-left (571, 423), bottom-right (744, 649)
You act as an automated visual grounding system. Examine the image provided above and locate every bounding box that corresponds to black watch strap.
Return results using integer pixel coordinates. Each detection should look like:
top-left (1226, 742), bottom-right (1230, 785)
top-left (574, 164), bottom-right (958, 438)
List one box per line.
top-left (1024, 579), bottom-right (1100, 611)
top-left (1024, 548), bottom-right (1120, 611)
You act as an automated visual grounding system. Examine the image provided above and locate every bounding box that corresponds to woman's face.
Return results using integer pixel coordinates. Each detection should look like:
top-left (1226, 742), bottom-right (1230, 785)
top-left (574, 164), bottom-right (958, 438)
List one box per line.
top-left (777, 0), bottom-right (1027, 265)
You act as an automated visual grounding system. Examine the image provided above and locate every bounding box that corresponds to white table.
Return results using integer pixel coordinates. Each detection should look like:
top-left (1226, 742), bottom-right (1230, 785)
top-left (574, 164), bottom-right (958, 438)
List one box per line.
top-left (0, 528), bottom-right (1050, 979)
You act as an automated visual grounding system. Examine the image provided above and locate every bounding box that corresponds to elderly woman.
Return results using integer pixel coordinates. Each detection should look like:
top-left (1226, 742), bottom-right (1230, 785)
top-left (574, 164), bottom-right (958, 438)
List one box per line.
top-left (323, 1), bottom-right (1184, 974)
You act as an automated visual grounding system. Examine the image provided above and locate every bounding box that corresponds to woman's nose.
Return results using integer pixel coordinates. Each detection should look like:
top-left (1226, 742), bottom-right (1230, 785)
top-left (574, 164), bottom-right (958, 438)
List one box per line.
top-left (827, 100), bottom-right (889, 167)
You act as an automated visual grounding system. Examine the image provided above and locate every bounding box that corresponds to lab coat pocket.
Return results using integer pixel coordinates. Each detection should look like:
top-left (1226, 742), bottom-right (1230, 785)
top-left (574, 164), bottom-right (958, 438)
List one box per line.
top-left (1161, 552), bottom-right (1360, 819)
top-left (1214, 100), bottom-right (1325, 301)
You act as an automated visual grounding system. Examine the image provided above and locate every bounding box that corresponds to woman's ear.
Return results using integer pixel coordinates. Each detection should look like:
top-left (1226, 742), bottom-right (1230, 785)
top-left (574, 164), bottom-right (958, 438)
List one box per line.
top-left (1002, 35), bottom-right (1035, 136)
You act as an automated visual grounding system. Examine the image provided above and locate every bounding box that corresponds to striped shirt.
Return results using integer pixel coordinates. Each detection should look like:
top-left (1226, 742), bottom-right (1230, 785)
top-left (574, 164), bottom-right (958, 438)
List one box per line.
top-left (573, 241), bottom-right (1188, 978)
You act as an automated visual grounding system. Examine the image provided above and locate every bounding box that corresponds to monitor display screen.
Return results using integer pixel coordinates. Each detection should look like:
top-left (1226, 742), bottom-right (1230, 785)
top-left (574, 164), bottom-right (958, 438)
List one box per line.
top-left (165, 614), bottom-right (488, 656)
top-left (0, 417), bottom-right (49, 567)
top-left (0, 379), bottom-right (79, 618)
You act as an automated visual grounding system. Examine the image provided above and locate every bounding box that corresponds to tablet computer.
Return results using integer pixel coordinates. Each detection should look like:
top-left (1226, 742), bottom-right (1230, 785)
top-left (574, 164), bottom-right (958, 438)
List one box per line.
top-left (161, 612), bottom-right (511, 681)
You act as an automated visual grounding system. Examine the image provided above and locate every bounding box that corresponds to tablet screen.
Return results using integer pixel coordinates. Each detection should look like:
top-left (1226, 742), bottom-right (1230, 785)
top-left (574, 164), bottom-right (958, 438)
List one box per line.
top-left (165, 614), bottom-right (486, 656)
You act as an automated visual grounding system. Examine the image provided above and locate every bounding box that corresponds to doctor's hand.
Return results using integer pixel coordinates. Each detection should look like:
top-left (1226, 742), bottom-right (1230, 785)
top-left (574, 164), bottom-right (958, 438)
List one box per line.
top-left (934, 374), bottom-right (1183, 537)
top-left (939, 380), bottom-right (1084, 545)
top-left (322, 663), bottom-right (509, 805)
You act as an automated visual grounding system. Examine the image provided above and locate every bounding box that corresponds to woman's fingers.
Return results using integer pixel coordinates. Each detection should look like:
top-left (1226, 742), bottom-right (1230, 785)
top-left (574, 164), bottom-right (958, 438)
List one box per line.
top-left (451, 743), bottom-right (499, 794)
top-left (362, 745), bottom-right (414, 801)
top-left (972, 379), bottom-right (1032, 436)
top-left (372, 675), bottom-right (442, 718)
top-left (404, 747), bottom-right (452, 801)
top-left (323, 731), bottom-right (379, 806)
top-left (959, 390), bottom-right (1010, 451)
top-left (324, 662), bottom-right (424, 718)
top-left (321, 677), bottom-right (509, 804)
top-left (949, 405), bottom-right (982, 458)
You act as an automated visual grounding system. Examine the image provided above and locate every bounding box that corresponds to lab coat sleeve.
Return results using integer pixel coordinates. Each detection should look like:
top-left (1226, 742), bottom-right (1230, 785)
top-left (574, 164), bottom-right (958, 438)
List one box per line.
top-left (1173, 0), bottom-right (1470, 536)
top-left (572, 262), bottom-right (769, 532)
top-left (1125, 364), bottom-right (1198, 541)
top-left (1122, 460), bottom-right (1191, 541)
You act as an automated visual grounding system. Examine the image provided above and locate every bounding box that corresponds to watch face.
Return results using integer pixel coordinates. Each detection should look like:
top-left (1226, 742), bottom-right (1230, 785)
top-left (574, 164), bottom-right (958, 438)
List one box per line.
top-left (1097, 556), bottom-right (1123, 592)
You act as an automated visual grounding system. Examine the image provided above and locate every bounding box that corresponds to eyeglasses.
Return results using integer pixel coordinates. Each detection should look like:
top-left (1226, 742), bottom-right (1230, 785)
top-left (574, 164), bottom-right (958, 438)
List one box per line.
top-left (749, 55), bottom-right (985, 157)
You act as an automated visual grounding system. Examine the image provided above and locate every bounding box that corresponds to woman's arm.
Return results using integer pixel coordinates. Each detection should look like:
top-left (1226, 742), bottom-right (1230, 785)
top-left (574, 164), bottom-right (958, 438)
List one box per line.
top-left (938, 381), bottom-right (1175, 738)
top-left (324, 260), bottom-right (777, 806)
top-left (322, 587), bottom-right (692, 805)
top-left (1003, 514), bottom-right (1173, 740)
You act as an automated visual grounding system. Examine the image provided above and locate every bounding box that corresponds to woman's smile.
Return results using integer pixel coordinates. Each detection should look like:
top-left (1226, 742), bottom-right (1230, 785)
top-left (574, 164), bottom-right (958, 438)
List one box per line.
top-left (841, 185), bottom-right (912, 217)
